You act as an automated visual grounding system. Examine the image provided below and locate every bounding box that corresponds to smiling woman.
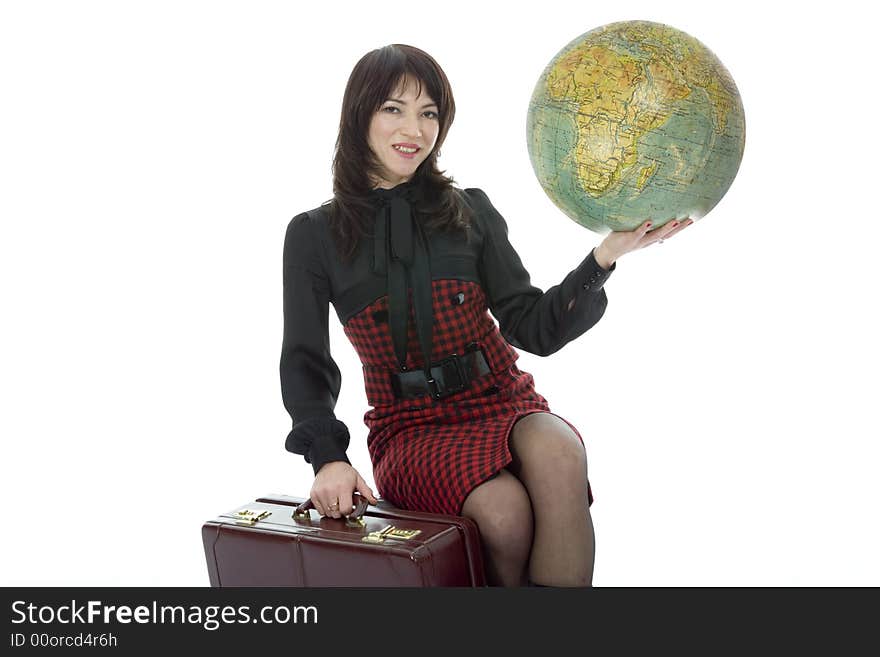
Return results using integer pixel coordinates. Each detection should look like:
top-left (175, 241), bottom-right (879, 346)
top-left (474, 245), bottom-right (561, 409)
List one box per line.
top-left (324, 44), bottom-right (467, 264)
top-left (367, 78), bottom-right (440, 187)
top-left (281, 43), bottom-right (649, 588)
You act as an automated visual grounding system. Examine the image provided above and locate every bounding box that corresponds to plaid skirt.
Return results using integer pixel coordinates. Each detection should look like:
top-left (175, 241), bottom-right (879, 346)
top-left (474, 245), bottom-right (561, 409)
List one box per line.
top-left (343, 279), bottom-right (594, 516)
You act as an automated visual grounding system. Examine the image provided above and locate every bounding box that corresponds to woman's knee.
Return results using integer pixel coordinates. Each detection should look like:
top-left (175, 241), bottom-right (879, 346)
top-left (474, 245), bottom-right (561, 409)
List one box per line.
top-left (460, 469), bottom-right (533, 555)
top-left (509, 413), bottom-right (588, 478)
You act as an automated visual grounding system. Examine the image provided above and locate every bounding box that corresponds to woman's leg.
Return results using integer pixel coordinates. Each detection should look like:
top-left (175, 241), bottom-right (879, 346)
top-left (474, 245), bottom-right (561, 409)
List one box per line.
top-left (506, 412), bottom-right (595, 587)
top-left (460, 468), bottom-right (534, 587)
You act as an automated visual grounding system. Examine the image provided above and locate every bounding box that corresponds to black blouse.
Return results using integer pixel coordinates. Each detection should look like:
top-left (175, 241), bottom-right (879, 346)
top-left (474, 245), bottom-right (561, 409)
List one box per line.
top-left (280, 185), bottom-right (616, 475)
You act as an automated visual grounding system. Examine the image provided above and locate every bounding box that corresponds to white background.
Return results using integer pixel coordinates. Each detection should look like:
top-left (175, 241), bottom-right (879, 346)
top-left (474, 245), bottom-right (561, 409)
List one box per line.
top-left (2, 0), bottom-right (877, 587)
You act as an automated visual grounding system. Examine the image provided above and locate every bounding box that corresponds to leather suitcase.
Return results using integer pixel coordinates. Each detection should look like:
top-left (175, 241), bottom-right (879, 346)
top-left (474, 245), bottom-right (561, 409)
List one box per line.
top-left (202, 493), bottom-right (487, 587)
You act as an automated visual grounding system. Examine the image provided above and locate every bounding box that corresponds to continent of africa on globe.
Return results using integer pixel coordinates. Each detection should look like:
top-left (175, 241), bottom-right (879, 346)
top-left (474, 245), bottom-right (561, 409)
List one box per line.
top-left (527, 20), bottom-right (745, 233)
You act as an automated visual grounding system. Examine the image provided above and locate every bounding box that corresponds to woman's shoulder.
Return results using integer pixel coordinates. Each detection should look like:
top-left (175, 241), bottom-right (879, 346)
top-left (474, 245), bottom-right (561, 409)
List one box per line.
top-left (458, 186), bottom-right (502, 217)
top-left (454, 186), bottom-right (503, 235)
top-left (287, 200), bottom-right (332, 233)
top-left (450, 186), bottom-right (485, 209)
top-left (458, 186), bottom-right (488, 200)
top-left (284, 201), bottom-right (333, 268)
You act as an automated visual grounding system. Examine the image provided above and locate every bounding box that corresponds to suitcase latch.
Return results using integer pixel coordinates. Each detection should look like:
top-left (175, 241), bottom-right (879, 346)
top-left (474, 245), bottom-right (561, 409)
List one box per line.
top-left (233, 509), bottom-right (272, 525)
top-left (362, 524), bottom-right (422, 544)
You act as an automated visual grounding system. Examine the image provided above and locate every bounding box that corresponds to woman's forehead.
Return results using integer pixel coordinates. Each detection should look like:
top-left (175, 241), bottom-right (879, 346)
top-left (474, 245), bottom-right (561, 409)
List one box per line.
top-left (391, 76), bottom-right (434, 102)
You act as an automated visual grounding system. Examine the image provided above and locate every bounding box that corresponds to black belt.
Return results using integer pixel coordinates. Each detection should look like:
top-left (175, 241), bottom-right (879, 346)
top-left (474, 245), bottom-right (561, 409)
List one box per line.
top-left (391, 343), bottom-right (491, 400)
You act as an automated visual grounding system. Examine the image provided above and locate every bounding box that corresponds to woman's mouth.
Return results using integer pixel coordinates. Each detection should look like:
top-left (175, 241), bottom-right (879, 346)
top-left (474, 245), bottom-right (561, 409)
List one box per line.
top-left (392, 144), bottom-right (420, 159)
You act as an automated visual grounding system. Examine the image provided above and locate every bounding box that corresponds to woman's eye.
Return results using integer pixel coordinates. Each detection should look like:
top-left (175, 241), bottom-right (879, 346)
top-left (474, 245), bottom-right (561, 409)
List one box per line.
top-left (382, 106), bottom-right (439, 119)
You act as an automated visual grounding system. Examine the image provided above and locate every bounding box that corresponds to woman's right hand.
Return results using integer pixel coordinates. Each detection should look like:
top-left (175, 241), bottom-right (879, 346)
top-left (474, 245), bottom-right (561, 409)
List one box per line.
top-left (594, 217), bottom-right (694, 269)
top-left (310, 461), bottom-right (379, 519)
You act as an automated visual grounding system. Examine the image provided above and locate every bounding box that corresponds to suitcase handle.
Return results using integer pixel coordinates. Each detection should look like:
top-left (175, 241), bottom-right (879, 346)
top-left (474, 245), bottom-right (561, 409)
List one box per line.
top-left (294, 492), bottom-right (370, 523)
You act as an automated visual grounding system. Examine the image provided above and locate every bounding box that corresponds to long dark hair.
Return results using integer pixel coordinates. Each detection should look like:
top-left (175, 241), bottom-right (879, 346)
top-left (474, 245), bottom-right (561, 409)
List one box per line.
top-left (327, 44), bottom-right (474, 263)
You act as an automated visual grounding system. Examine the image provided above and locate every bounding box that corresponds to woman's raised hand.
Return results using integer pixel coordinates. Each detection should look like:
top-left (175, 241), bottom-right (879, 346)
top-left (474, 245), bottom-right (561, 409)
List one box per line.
top-left (594, 217), bottom-right (694, 269)
top-left (310, 461), bottom-right (379, 519)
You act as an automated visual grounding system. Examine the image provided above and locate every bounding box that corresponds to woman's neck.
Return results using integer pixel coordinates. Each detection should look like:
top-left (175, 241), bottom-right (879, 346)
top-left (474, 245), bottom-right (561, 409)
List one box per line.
top-left (371, 175), bottom-right (412, 191)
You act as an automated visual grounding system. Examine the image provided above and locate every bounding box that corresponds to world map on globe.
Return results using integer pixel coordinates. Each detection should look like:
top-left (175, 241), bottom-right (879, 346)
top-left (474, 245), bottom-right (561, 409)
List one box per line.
top-left (526, 20), bottom-right (746, 233)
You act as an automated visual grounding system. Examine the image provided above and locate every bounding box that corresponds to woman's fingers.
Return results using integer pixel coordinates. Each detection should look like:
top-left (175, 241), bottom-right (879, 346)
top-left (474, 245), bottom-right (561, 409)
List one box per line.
top-left (663, 217), bottom-right (693, 239)
top-left (643, 218), bottom-right (684, 247)
top-left (606, 216), bottom-right (693, 259)
top-left (311, 466), bottom-right (374, 518)
top-left (619, 220), bottom-right (653, 251)
top-left (326, 495), bottom-right (342, 518)
top-left (637, 225), bottom-right (666, 248)
top-left (338, 492), bottom-right (355, 516)
top-left (313, 492), bottom-right (355, 518)
top-left (309, 493), bottom-right (336, 517)
top-left (356, 475), bottom-right (379, 504)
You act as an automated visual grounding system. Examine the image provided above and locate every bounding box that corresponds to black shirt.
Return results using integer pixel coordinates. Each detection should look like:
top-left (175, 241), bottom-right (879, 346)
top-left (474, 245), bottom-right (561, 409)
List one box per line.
top-left (280, 185), bottom-right (615, 475)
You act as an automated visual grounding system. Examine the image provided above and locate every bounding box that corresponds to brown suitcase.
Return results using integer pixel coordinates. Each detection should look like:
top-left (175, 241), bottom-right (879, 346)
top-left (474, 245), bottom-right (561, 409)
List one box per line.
top-left (202, 493), bottom-right (487, 587)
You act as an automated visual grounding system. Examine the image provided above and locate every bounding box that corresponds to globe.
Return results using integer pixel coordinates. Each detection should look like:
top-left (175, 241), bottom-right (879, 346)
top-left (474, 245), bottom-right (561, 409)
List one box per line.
top-left (526, 20), bottom-right (745, 233)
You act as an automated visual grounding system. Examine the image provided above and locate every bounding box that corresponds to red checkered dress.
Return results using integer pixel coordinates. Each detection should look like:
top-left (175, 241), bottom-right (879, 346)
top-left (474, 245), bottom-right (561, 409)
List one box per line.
top-left (343, 279), bottom-right (593, 516)
top-left (281, 185), bottom-right (613, 517)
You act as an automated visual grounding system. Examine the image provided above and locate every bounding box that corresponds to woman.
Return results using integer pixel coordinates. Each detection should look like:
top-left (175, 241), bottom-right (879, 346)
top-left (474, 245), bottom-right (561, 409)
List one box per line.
top-left (280, 44), bottom-right (691, 587)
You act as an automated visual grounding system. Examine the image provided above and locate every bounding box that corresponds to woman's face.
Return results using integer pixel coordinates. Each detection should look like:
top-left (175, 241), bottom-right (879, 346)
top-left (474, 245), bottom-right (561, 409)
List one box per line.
top-left (367, 77), bottom-right (440, 189)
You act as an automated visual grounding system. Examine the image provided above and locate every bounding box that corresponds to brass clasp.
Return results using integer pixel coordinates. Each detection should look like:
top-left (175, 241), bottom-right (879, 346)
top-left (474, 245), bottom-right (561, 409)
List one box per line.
top-left (233, 509), bottom-right (272, 525)
top-left (362, 524), bottom-right (421, 544)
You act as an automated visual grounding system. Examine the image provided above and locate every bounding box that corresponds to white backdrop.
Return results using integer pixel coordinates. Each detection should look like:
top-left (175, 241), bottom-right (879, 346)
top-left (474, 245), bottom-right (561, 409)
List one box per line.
top-left (2, 0), bottom-right (877, 587)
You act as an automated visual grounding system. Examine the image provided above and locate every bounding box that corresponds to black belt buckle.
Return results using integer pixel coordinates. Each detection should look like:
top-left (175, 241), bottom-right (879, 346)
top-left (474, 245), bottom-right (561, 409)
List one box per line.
top-left (426, 353), bottom-right (468, 400)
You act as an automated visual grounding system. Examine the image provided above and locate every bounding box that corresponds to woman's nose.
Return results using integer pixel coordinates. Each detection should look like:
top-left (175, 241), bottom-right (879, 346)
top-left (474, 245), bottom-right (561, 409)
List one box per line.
top-left (402, 117), bottom-right (422, 138)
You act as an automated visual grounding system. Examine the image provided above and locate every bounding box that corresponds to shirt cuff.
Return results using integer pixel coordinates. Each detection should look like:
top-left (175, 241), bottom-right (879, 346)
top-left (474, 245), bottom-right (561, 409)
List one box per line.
top-left (578, 248), bottom-right (616, 292)
top-left (285, 416), bottom-right (352, 476)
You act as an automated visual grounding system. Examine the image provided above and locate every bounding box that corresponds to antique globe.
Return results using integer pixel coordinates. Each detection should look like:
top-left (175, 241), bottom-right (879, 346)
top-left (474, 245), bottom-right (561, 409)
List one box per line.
top-left (526, 20), bottom-right (746, 233)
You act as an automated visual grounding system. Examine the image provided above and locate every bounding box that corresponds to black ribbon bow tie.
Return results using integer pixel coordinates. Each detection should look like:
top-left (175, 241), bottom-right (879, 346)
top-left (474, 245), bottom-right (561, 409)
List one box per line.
top-left (370, 182), bottom-right (434, 378)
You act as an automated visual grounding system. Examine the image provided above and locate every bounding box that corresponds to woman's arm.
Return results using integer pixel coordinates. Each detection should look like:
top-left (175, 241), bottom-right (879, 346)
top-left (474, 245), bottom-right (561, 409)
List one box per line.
top-left (470, 187), bottom-right (615, 357)
top-left (280, 212), bottom-right (351, 475)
